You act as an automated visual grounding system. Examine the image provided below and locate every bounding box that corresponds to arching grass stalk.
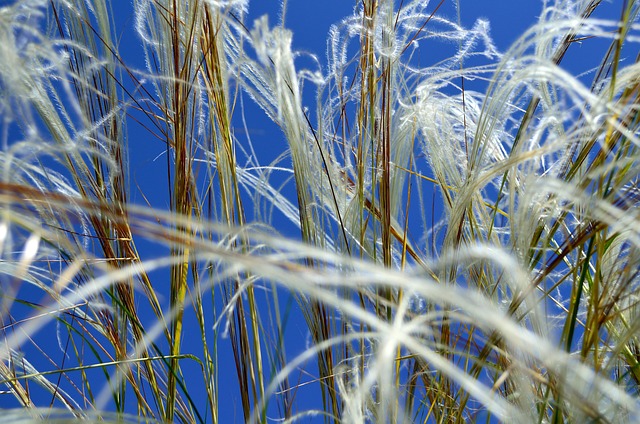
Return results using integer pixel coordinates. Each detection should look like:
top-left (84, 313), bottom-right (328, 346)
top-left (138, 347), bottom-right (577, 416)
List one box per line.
top-left (1, 0), bottom-right (639, 422)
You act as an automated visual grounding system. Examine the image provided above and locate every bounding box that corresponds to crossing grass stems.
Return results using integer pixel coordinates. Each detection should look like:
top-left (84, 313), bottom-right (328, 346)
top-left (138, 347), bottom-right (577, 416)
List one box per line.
top-left (0, 0), bottom-right (639, 422)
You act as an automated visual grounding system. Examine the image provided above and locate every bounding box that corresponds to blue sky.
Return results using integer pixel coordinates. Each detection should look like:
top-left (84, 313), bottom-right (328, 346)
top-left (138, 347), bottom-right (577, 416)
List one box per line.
top-left (122, 1), bottom-right (542, 421)
top-left (2, 0), bottom-right (623, 421)
top-left (121, 0), bottom-right (549, 219)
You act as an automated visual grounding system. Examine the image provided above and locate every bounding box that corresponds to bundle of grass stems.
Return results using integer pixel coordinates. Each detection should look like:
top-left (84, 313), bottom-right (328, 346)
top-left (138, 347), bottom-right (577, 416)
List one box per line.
top-left (0, 0), bottom-right (639, 422)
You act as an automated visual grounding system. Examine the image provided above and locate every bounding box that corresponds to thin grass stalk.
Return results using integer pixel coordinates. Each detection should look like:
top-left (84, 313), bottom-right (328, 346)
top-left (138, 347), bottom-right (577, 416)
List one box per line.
top-left (200, 5), bottom-right (267, 421)
top-left (42, 0), bottom-right (170, 416)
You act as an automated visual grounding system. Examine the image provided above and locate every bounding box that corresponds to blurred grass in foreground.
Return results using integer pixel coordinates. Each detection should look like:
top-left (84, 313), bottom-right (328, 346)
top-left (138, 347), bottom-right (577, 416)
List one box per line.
top-left (0, 0), bottom-right (639, 422)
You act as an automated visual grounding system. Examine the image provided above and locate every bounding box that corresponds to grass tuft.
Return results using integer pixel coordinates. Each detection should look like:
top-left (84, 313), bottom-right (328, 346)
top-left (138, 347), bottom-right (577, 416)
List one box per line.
top-left (1, 0), bottom-right (639, 422)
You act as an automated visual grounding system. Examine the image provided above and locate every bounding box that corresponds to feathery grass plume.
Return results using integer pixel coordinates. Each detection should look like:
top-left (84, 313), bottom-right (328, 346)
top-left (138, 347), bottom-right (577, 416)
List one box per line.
top-left (1, 0), bottom-right (639, 422)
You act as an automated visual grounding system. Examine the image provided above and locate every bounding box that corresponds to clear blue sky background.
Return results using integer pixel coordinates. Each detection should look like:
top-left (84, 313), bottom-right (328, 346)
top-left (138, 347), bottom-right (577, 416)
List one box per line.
top-left (123, 1), bottom-right (541, 421)
top-left (126, 0), bottom-right (545, 225)
top-left (2, 0), bottom-right (622, 421)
